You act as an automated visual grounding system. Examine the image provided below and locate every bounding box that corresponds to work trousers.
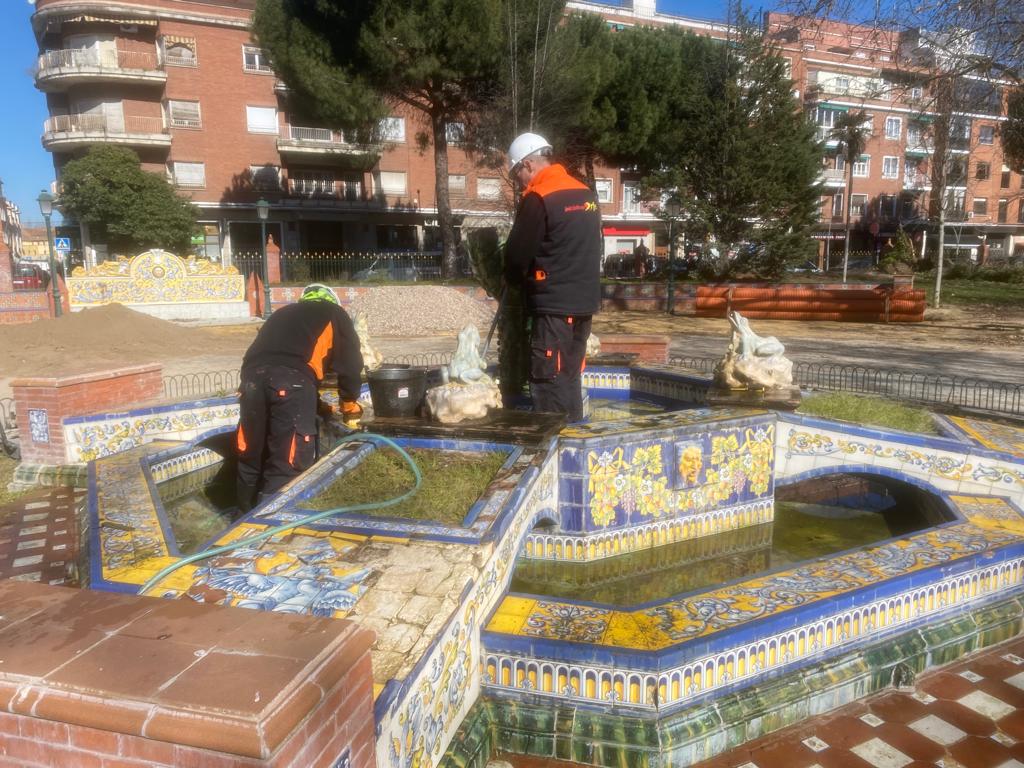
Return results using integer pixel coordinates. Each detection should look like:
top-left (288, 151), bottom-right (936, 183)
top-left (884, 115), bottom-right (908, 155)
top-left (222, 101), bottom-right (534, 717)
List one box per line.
top-left (529, 313), bottom-right (592, 423)
top-left (235, 365), bottom-right (318, 513)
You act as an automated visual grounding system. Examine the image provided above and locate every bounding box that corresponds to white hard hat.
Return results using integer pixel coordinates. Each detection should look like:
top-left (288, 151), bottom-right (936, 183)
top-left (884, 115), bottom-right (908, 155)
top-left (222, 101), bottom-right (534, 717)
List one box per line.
top-left (508, 132), bottom-right (552, 171)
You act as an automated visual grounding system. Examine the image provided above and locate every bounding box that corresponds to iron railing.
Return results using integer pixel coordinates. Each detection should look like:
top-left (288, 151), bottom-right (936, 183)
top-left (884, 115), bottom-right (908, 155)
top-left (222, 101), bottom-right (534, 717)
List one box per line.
top-left (232, 251), bottom-right (445, 283)
top-left (38, 48), bottom-right (159, 72)
top-left (162, 370), bottom-right (240, 400)
top-left (44, 113), bottom-right (168, 136)
top-left (670, 356), bottom-right (1024, 416)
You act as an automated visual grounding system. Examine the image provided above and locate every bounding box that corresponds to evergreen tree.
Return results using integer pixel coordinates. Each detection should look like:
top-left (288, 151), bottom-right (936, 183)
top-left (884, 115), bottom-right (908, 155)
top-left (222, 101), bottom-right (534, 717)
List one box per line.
top-left (59, 146), bottom-right (197, 255)
top-left (253, 0), bottom-right (504, 278)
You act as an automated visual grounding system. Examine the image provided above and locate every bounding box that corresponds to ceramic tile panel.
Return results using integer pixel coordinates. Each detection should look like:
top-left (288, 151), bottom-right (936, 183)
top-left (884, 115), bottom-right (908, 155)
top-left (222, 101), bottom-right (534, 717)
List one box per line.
top-left (942, 415), bottom-right (1024, 459)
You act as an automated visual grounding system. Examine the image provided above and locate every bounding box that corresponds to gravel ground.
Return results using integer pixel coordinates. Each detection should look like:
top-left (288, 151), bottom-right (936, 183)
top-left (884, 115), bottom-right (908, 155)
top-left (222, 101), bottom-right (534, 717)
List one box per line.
top-left (348, 286), bottom-right (495, 336)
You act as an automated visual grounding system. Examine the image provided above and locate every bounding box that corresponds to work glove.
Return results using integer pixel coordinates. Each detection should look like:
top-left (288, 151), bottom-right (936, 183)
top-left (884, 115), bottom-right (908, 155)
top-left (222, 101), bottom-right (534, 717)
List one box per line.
top-left (341, 400), bottom-right (364, 429)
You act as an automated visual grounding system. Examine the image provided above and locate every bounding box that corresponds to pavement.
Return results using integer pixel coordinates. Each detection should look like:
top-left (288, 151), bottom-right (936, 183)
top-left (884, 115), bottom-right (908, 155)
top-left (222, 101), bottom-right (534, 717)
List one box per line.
top-left (494, 632), bottom-right (1024, 768)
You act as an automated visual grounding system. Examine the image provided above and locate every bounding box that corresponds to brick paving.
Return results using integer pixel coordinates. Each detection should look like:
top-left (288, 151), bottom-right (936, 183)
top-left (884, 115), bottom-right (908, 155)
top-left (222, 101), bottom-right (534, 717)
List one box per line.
top-left (0, 487), bottom-right (82, 586)
top-left (493, 633), bottom-right (1024, 768)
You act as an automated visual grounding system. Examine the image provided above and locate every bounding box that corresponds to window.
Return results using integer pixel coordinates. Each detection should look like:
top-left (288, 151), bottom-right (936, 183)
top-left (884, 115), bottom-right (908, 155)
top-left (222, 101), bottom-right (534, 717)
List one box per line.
top-left (161, 36), bottom-right (196, 67)
top-left (172, 161), bottom-right (205, 188)
top-left (249, 164), bottom-right (280, 191)
top-left (976, 162), bottom-right (990, 181)
top-left (979, 125), bottom-right (994, 144)
top-left (246, 106), bottom-right (278, 134)
top-left (242, 45), bottom-right (273, 73)
top-left (860, 117), bottom-right (873, 136)
top-left (1001, 165), bottom-right (1011, 189)
top-left (378, 117), bottom-right (405, 142)
top-left (882, 156), bottom-right (899, 179)
top-left (834, 75), bottom-right (850, 93)
top-left (972, 198), bottom-right (988, 217)
top-left (851, 194), bottom-right (867, 217)
top-left (950, 117), bottom-right (971, 140)
top-left (445, 122), bottom-right (465, 144)
top-left (167, 100), bottom-right (201, 129)
top-left (910, 86), bottom-right (924, 100)
top-left (378, 171), bottom-right (407, 195)
top-left (1019, 201), bottom-right (1024, 224)
top-left (477, 177), bottom-right (502, 200)
top-left (852, 155), bottom-right (869, 177)
top-left (834, 155), bottom-right (846, 171)
top-left (595, 179), bottom-right (613, 204)
top-left (879, 194), bottom-right (897, 217)
top-left (998, 199), bottom-right (1008, 223)
top-left (831, 192), bottom-right (843, 218)
top-left (884, 116), bottom-right (901, 140)
top-left (448, 174), bottom-right (467, 195)
top-left (290, 170), bottom-right (335, 197)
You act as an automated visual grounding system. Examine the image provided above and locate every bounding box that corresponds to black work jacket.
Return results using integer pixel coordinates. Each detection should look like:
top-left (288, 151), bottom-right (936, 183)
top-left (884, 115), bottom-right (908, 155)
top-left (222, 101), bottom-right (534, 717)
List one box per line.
top-left (505, 164), bottom-right (602, 316)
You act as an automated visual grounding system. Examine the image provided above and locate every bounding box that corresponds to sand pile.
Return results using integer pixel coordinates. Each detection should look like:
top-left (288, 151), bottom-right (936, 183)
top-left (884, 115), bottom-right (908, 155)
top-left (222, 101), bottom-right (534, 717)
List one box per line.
top-left (0, 304), bottom-right (247, 379)
top-left (348, 286), bottom-right (494, 336)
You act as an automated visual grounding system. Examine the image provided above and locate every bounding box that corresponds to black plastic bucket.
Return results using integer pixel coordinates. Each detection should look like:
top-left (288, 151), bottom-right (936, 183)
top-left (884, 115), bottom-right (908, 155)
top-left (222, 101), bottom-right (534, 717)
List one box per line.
top-left (367, 367), bottom-right (428, 417)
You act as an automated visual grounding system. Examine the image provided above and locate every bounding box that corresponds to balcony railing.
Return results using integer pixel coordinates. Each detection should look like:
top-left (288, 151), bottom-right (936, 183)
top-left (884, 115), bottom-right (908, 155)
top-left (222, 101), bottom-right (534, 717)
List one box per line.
top-left (905, 141), bottom-right (934, 155)
top-left (819, 168), bottom-right (846, 186)
top-left (42, 114), bottom-right (170, 150)
top-left (39, 48), bottom-right (159, 72)
top-left (282, 125), bottom-right (347, 145)
top-left (903, 173), bottom-right (931, 190)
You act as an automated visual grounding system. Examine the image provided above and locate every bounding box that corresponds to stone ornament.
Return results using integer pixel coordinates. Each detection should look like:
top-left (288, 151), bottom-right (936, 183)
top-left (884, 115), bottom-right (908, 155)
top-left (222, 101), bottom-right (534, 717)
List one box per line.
top-left (425, 323), bottom-right (502, 423)
top-left (714, 311), bottom-right (793, 390)
top-left (351, 311), bottom-right (383, 371)
top-left (586, 332), bottom-right (601, 358)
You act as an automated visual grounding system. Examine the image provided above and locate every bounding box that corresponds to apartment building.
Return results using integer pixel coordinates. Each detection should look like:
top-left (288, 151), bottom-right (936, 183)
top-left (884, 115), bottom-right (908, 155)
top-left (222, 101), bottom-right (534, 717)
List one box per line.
top-left (0, 180), bottom-right (24, 258)
top-left (32, 0), bottom-right (709, 262)
top-left (765, 13), bottom-right (1024, 262)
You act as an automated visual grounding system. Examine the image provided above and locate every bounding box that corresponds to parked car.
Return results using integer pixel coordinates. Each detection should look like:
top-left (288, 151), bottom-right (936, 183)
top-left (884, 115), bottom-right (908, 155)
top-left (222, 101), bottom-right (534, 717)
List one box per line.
top-left (11, 261), bottom-right (48, 290)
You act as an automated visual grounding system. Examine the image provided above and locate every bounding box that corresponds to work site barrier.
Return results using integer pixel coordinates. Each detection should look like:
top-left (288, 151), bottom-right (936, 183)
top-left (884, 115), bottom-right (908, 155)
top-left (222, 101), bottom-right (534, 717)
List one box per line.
top-left (695, 284), bottom-right (925, 322)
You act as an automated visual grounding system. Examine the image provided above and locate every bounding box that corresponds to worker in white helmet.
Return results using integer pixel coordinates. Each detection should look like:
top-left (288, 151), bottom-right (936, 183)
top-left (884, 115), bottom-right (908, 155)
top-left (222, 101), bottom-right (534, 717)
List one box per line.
top-left (504, 132), bottom-right (602, 422)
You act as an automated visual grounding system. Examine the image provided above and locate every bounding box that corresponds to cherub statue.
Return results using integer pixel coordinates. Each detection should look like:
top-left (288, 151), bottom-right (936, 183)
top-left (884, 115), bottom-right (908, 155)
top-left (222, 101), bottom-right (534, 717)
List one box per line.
top-left (352, 311), bottom-right (383, 371)
top-left (447, 324), bottom-right (491, 384)
top-left (713, 311), bottom-right (793, 390)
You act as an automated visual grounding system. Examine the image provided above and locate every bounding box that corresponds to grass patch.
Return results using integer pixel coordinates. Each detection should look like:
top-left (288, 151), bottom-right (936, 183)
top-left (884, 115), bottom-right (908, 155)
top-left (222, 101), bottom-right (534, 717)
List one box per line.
top-left (0, 455), bottom-right (29, 519)
top-left (306, 447), bottom-right (508, 526)
top-left (797, 392), bottom-right (938, 434)
top-left (920, 277), bottom-right (1024, 308)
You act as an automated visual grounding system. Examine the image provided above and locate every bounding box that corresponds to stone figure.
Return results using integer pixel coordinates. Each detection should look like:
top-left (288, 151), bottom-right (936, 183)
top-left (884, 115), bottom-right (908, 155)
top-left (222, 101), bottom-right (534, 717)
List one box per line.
top-left (352, 311), bottom-right (383, 371)
top-left (425, 323), bottom-right (502, 423)
top-left (713, 311), bottom-right (793, 390)
top-left (585, 332), bottom-right (601, 359)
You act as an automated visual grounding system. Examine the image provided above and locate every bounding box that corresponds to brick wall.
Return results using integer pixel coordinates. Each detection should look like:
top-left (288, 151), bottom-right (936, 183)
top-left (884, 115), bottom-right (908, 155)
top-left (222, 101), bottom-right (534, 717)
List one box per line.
top-left (597, 334), bottom-right (671, 363)
top-left (12, 364), bottom-right (164, 465)
top-left (0, 581), bottom-right (377, 768)
top-left (0, 241), bottom-right (51, 323)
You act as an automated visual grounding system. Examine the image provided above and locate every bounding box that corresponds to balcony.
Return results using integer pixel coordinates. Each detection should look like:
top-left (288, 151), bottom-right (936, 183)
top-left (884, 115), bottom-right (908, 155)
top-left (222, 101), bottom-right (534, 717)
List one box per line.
top-left (42, 114), bottom-right (170, 152)
top-left (277, 125), bottom-right (380, 166)
top-left (904, 141), bottom-right (934, 157)
top-left (35, 48), bottom-right (165, 91)
top-left (903, 173), bottom-right (931, 191)
top-left (818, 168), bottom-right (846, 188)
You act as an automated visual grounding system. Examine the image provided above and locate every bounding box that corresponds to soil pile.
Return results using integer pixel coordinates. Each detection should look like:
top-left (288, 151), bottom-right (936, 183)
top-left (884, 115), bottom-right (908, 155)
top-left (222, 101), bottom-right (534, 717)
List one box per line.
top-left (348, 286), bottom-right (494, 336)
top-left (0, 304), bottom-right (247, 379)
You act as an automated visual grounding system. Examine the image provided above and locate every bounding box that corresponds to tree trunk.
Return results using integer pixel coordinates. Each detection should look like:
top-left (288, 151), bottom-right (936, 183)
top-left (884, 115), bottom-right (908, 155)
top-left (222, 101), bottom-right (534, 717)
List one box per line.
top-left (430, 111), bottom-right (458, 279)
top-left (934, 202), bottom-right (946, 309)
top-left (842, 164), bottom-right (853, 284)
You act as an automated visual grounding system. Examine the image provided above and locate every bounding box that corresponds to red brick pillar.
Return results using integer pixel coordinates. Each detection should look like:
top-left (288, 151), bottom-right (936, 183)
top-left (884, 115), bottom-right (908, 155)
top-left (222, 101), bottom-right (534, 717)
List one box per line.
top-left (266, 235), bottom-right (281, 285)
top-left (12, 363), bottom-right (163, 465)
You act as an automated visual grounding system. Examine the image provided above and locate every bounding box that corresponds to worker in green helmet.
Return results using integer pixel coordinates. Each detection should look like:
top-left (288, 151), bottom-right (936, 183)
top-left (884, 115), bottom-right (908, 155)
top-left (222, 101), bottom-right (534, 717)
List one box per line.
top-left (235, 283), bottom-right (364, 512)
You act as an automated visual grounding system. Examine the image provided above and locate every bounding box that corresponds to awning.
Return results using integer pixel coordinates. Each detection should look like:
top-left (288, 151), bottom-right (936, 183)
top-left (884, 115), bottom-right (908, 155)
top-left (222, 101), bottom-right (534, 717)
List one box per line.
top-left (811, 232), bottom-right (846, 240)
top-left (162, 35), bottom-right (195, 46)
top-left (603, 227), bottom-right (650, 236)
top-left (62, 14), bottom-right (157, 26)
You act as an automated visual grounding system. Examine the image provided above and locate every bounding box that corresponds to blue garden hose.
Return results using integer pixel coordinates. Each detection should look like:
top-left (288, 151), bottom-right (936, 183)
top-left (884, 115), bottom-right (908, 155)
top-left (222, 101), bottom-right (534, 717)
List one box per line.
top-left (139, 431), bottom-right (421, 596)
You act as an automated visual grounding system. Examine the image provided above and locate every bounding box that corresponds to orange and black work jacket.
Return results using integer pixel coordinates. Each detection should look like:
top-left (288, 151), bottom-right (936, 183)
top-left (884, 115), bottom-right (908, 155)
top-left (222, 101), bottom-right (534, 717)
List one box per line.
top-left (505, 163), bottom-right (602, 316)
top-left (241, 301), bottom-right (364, 400)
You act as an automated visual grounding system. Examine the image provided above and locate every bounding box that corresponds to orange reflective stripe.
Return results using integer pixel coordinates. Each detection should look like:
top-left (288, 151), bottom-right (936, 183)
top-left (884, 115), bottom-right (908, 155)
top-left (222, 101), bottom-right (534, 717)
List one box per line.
top-left (523, 164), bottom-right (589, 198)
top-left (581, 357), bottom-right (587, 373)
top-left (534, 269), bottom-right (547, 281)
top-left (288, 433), bottom-right (297, 467)
top-left (236, 425), bottom-right (247, 452)
top-left (308, 322), bottom-right (334, 380)
top-left (556, 351), bottom-right (562, 373)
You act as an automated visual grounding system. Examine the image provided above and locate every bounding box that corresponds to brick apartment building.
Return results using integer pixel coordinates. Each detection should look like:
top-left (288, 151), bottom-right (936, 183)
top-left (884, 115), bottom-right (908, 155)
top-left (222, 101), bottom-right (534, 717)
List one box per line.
top-left (0, 180), bottom-right (23, 258)
top-left (765, 13), bottom-right (1024, 263)
top-left (30, 0), bottom-right (1023, 265)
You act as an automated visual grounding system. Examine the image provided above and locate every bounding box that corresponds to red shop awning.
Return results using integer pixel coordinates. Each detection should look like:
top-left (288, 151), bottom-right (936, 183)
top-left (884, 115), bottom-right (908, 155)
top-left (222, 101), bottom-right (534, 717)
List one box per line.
top-left (603, 227), bottom-right (650, 236)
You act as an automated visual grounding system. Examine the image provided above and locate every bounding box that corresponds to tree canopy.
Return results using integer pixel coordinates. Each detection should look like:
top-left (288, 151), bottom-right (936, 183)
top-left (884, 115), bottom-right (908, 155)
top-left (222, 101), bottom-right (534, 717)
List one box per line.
top-left (59, 146), bottom-right (197, 255)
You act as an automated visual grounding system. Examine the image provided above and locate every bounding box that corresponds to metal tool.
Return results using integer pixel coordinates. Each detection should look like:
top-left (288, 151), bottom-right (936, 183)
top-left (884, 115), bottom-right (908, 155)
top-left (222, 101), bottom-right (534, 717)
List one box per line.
top-left (480, 285), bottom-right (507, 361)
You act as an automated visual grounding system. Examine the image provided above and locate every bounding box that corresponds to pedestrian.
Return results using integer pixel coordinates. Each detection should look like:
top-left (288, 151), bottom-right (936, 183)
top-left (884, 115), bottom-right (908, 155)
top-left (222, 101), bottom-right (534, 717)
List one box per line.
top-left (633, 240), bottom-right (650, 279)
top-left (504, 132), bottom-right (602, 422)
top-left (235, 283), bottom-right (364, 512)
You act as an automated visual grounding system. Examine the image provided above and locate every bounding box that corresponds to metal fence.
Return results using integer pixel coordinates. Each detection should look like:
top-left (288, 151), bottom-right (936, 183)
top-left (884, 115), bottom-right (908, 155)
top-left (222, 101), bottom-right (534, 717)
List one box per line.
top-left (162, 370), bottom-right (240, 400)
top-left (670, 356), bottom-right (1024, 417)
top-left (231, 251), bottom-right (446, 284)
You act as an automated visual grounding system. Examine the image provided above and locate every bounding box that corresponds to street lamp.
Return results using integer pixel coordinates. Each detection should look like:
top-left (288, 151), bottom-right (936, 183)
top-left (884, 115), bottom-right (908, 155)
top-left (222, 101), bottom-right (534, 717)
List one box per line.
top-left (37, 190), bottom-right (61, 318)
top-left (664, 197), bottom-right (682, 315)
top-left (256, 198), bottom-right (271, 319)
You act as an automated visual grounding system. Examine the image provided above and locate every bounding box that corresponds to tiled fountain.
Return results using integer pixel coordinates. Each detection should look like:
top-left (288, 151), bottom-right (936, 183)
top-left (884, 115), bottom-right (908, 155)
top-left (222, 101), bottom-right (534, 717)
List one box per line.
top-left (81, 363), bottom-right (1024, 768)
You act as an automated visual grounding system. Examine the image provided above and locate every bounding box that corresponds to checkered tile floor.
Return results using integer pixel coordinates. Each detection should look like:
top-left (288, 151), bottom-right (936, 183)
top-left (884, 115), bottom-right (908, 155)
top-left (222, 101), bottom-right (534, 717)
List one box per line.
top-left (494, 634), bottom-right (1024, 768)
top-left (0, 487), bottom-right (82, 586)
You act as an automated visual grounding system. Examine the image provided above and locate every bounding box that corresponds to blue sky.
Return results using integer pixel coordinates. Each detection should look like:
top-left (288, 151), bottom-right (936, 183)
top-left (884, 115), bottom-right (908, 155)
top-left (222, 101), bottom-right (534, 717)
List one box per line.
top-left (0, 0), bottom-right (746, 227)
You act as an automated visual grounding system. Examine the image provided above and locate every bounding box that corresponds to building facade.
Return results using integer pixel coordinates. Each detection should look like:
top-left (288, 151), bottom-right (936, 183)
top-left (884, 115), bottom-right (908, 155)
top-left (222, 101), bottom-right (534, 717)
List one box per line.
top-left (0, 180), bottom-right (23, 258)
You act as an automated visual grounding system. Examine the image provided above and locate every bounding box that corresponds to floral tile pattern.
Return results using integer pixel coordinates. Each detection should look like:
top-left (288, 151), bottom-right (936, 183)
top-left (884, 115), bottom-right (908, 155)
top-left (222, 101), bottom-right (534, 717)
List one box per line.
top-left (946, 416), bottom-right (1024, 459)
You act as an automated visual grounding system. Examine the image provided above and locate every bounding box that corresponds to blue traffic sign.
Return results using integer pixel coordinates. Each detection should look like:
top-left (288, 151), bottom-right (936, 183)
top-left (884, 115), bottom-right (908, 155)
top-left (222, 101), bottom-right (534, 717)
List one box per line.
top-left (54, 237), bottom-right (71, 252)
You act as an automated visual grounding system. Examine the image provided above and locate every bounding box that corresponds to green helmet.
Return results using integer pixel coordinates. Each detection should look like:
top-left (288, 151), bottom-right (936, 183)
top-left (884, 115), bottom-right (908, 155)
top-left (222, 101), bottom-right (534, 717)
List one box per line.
top-left (300, 283), bottom-right (340, 305)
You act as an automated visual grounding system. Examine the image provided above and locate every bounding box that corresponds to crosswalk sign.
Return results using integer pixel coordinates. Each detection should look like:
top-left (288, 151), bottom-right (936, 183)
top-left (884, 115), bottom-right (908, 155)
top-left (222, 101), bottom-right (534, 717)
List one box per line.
top-left (54, 237), bottom-right (71, 252)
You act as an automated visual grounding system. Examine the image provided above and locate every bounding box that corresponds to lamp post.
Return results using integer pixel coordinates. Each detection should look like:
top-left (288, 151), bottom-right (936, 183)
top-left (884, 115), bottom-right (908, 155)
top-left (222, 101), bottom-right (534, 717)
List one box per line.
top-left (37, 190), bottom-right (61, 318)
top-left (664, 198), bottom-right (682, 315)
top-left (256, 198), bottom-right (271, 319)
